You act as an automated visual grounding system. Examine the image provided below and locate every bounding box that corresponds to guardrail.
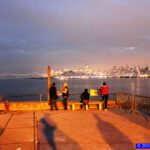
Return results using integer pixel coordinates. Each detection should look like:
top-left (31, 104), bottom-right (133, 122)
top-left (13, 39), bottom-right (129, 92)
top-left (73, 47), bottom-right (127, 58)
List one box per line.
top-left (116, 92), bottom-right (150, 113)
top-left (0, 92), bottom-right (116, 102)
top-left (1, 93), bottom-right (47, 102)
top-left (1, 92), bottom-right (149, 113)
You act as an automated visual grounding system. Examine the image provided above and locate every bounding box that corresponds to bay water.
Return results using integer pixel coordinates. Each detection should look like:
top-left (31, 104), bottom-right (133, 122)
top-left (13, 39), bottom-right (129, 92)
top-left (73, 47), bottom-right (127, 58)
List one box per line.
top-left (0, 78), bottom-right (150, 101)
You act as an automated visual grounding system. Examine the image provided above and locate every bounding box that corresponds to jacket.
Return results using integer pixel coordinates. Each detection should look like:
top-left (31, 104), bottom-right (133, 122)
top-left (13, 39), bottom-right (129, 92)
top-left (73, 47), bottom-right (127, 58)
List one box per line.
top-left (50, 86), bottom-right (58, 100)
top-left (62, 87), bottom-right (69, 98)
top-left (81, 92), bottom-right (89, 100)
top-left (100, 85), bottom-right (109, 95)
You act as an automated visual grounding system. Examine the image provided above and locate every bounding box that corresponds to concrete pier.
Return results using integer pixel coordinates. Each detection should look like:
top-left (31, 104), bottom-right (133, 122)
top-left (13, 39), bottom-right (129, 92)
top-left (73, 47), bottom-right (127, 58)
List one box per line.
top-left (0, 108), bottom-right (149, 150)
top-left (0, 100), bottom-right (116, 111)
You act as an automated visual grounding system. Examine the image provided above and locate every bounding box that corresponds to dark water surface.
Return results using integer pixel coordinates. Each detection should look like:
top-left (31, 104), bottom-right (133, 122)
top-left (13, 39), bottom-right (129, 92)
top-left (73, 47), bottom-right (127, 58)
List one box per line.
top-left (0, 78), bottom-right (150, 101)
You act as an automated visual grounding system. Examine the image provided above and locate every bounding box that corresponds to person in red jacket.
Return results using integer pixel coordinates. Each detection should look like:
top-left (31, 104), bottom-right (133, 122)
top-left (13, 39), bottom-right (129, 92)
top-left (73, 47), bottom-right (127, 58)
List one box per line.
top-left (100, 82), bottom-right (109, 111)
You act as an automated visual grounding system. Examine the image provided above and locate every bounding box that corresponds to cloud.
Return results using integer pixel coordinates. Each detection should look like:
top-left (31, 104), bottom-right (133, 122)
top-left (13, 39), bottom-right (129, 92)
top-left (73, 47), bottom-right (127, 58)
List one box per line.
top-left (48, 49), bottom-right (75, 55)
top-left (10, 49), bottom-right (32, 55)
top-left (124, 47), bottom-right (136, 51)
top-left (0, 0), bottom-right (150, 72)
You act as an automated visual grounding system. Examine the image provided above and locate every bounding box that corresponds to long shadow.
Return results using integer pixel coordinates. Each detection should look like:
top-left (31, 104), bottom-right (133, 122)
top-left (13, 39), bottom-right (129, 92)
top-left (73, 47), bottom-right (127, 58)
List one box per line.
top-left (109, 108), bottom-right (150, 129)
top-left (39, 114), bottom-right (81, 150)
top-left (0, 127), bottom-right (3, 136)
top-left (93, 113), bottom-right (134, 150)
top-left (41, 118), bottom-right (57, 150)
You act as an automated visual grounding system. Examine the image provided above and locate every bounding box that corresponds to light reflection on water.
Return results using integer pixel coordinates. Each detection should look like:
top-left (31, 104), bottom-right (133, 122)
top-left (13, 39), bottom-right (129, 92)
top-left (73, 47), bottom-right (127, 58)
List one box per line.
top-left (0, 78), bottom-right (150, 101)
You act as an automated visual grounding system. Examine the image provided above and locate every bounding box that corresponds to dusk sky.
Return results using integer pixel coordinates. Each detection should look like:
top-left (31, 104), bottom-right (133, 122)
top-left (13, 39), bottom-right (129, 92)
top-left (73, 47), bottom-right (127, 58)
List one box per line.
top-left (0, 0), bottom-right (150, 73)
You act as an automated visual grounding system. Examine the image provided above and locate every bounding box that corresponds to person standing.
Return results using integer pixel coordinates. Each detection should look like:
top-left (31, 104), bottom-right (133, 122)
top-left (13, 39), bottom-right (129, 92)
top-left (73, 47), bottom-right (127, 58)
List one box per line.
top-left (61, 82), bottom-right (69, 110)
top-left (49, 83), bottom-right (58, 111)
top-left (100, 82), bottom-right (109, 111)
top-left (80, 89), bottom-right (89, 109)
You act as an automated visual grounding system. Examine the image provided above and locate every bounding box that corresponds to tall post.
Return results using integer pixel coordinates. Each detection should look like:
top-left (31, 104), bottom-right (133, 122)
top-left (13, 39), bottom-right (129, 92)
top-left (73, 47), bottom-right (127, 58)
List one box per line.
top-left (47, 66), bottom-right (51, 103)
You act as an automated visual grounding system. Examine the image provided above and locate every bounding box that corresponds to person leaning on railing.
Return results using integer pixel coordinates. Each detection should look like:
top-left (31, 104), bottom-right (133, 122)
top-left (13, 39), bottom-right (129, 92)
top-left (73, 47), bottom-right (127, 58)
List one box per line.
top-left (100, 82), bottom-right (109, 111)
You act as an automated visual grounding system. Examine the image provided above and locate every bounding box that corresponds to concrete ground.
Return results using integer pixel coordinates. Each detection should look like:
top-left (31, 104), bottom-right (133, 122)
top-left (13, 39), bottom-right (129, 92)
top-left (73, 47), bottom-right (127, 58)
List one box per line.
top-left (0, 108), bottom-right (150, 150)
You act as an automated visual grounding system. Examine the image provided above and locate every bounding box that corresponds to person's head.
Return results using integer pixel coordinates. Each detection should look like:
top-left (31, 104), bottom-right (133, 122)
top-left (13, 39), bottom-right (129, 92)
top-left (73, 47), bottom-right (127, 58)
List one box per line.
top-left (52, 83), bottom-right (56, 86)
top-left (63, 82), bottom-right (68, 87)
top-left (85, 89), bottom-right (88, 92)
top-left (103, 82), bottom-right (106, 86)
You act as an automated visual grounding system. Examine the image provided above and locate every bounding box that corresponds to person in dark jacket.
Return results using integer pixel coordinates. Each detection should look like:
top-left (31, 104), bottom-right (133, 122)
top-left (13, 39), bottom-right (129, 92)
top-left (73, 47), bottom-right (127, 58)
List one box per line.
top-left (80, 89), bottom-right (89, 109)
top-left (49, 83), bottom-right (58, 111)
top-left (100, 82), bottom-right (109, 111)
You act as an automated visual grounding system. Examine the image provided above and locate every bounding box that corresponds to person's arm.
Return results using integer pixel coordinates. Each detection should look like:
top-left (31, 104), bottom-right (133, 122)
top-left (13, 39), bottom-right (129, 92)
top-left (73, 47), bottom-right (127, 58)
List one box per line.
top-left (99, 87), bottom-right (102, 94)
top-left (87, 93), bottom-right (90, 100)
top-left (55, 87), bottom-right (58, 98)
top-left (63, 87), bottom-right (68, 94)
top-left (60, 87), bottom-right (67, 93)
top-left (100, 87), bottom-right (103, 96)
top-left (80, 92), bottom-right (84, 100)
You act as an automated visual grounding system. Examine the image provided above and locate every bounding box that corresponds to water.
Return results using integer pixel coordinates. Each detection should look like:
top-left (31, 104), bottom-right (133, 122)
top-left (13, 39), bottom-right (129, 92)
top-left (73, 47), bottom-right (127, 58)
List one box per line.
top-left (0, 78), bottom-right (150, 101)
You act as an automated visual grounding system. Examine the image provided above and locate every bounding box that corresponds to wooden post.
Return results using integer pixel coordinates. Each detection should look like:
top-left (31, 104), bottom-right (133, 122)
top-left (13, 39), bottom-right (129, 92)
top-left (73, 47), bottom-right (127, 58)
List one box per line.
top-left (47, 66), bottom-right (51, 103)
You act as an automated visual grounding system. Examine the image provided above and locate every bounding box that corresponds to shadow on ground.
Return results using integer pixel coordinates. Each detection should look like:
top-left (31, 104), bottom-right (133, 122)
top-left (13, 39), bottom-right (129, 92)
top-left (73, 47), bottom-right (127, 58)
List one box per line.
top-left (41, 118), bottom-right (57, 150)
top-left (109, 108), bottom-right (150, 129)
top-left (38, 114), bottom-right (82, 150)
top-left (93, 113), bottom-right (134, 150)
top-left (0, 127), bottom-right (3, 136)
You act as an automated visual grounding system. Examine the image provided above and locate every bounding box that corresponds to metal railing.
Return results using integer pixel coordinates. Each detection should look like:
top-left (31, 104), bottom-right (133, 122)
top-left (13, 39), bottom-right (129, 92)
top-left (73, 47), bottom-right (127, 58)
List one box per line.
top-left (1, 93), bottom-right (47, 102)
top-left (1, 92), bottom-right (149, 113)
top-left (116, 92), bottom-right (150, 113)
top-left (0, 92), bottom-right (116, 102)
top-left (134, 95), bottom-right (150, 113)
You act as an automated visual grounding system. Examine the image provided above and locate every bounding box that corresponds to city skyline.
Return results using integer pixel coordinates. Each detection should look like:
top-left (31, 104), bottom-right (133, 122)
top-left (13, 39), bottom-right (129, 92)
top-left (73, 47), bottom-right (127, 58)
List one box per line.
top-left (0, 0), bottom-right (150, 73)
top-left (0, 64), bottom-right (150, 79)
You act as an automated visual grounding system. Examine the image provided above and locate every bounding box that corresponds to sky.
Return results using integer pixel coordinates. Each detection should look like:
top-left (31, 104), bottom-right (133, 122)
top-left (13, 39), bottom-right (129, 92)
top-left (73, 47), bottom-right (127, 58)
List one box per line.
top-left (0, 0), bottom-right (150, 73)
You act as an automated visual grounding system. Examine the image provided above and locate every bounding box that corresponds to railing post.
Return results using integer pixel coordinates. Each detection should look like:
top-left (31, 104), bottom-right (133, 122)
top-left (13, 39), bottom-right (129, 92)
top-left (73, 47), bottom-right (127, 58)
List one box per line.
top-left (40, 94), bottom-right (42, 102)
top-left (133, 95), bottom-right (135, 110)
top-left (116, 93), bottom-right (119, 105)
top-left (116, 92), bottom-right (121, 108)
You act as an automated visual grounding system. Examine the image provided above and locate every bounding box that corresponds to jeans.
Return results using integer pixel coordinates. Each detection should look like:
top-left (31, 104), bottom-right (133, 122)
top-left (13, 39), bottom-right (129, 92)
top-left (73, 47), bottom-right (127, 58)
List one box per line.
top-left (63, 97), bottom-right (68, 110)
top-left (102, 94), bottom-right (109, 109)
